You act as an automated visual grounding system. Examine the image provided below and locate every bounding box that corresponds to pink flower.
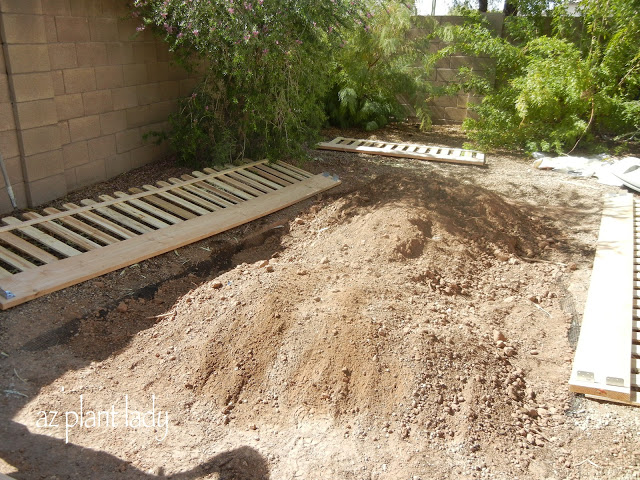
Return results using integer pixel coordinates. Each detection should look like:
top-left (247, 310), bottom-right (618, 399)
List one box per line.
top-left (177, 32), bottom-right (183, 38)
top-left (193, 29), bottom-right (199, 36)
top-left (228, 7), bottom-right (234, 13)
top-left (136, 25), bottom-right (145, 32)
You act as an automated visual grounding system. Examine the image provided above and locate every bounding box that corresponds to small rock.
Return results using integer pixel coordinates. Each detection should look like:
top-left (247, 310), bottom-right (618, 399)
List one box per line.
top-left (320, 256), bottom-right (330, 265)
top-left (212, 281), bottom-right (223, 289)
top-left (259, 260), bottom-right (269, 268)
top-left (116, 302), bottom-right (128, 313)
top-left (94, 281), bottom-right (105, 288)
top-left (314, 296), bottom-right (321, 302)
top-left (294, 217), bottom-right (305, 225)
top-left (503, 296), bottom-right (515, 303)
top-left (504, 346), bottom-right (516, 357)
top-left (297, 270), bottom-right (308, 276)
top-left (528, 295), bottom-right (539, 304)
top-left (496, 340), bottom-right (506, 349)
top-left (266, 265), bottom-right (275, 272)
top-left (529, 349), bottom-right (539, 355)
top-left (567, 262), bottom-right (578, 271)
top-left (493, 330), bottom-right (506, 342)
top-left (526, 433), bottom-right (535, 445)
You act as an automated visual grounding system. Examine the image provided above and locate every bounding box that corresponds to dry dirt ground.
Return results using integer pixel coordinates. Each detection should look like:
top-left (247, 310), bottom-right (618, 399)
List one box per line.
top-left (1, 125), bottom-right (639, 480)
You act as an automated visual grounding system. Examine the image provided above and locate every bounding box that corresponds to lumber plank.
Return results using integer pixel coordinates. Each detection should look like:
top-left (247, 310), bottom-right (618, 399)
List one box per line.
top-left (0, 245), bottom-right (36, 271)
top-left (179, 174), bottom-right (239, 205)
top-left (166, 179), bottom-right (233, 209)
top-left (245, 166), bottom-right (292, 186)
top-left (1, 217), bottom-right (82, 258)
top-left (252, 164), bottom-right (299, 184)
top-left (0, 231), bottom-right (58, 263)
top-left (156, 181), bottom-right (221, 211)
top-left (267, 163), bottom-right (308, 181)
top-left (141, 185), bottom-right (211, 215)
top-left (191, 172), bottom-right (253, 201)
top-left (80, 199), bottom-right (153, 234)
top-left (22, 212), bottom-right (102, 251)
top-left (216, 166), bottom-right (275, 192)
top-left (43, 207), bottom-right (119, 245)
top-left (0, 264), bottom-right (11, 278)
top-left (0, 173), bottom-right (341, 309)
top-left (113, 192), bottom-right (182, 225)
top-left (569, 193), bottom-right (634, 402)
top-left (227, 169), bottom-right (283, 190)
top-left (63, 203), bottom-right (138, 239)
top-left (99, 194), bottom-right (169, 230)
top-left (129, 188), bottom-right (197, 220)
top-left (203, 168), bottom-right (266, 196)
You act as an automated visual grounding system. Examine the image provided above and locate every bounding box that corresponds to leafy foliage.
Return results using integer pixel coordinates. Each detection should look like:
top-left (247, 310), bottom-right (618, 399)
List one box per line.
top-left (324, 1), bottom-right (434, 131)
top-left (132, 0), bottom-right (365, 165)
top-left (433, 1), bottom-right (640, 153)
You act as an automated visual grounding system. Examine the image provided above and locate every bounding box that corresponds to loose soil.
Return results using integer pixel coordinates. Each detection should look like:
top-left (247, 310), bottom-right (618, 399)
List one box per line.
top-left (1, 125), bottom-right (639, 480)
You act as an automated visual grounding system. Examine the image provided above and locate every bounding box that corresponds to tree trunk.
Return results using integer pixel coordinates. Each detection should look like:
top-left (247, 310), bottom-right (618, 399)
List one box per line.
top-left (504, 0), bottom-right (518, 15)
top-left (479, 0), bottom-right (488, 12)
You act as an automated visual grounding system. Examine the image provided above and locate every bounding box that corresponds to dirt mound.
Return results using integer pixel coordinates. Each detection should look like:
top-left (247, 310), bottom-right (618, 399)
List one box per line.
top-left (176, 173), bottom-right (546, 448)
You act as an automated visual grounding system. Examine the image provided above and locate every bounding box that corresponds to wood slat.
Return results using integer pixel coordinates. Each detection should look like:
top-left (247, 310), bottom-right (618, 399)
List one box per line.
top-left (0, 172), bottom-right (341, 309)
top-left (569, 193), bottom-right (634, 402)
top-left (141, 185), bottom-right (211, 215)
top-left (252, 164), bottom-right (299, 184)
top-left (267, 163), bottom-right (308, 181)
top-left (179, 175), bottom-right (239, 205)
top-left (129, 188), bottom-right (197, 220)
top-left (0, 264), bottom-right (11, 278)
top-left (222, 168), bottom-right (283, 190)
top-left (43, 207), bottom-right (119, 245)
top-left (156, 181), bottom-right (221, 211)
top-left (216, 166), bottom-right (275, 192)
top-left (63, 203), bottom-right (138, 240)
top-left (166, 179), bottom-right (234, 208)
top-left (202, 169), bottom-right (266, 197)
top-left (112, 192), bottom-right (182, 225)
top-left (0, 231), bottom-right (58, 263)
top-left (1, 217), bottom-right (82, 258)
top-left (191, 172), bottom-right (253, 201)
top-left (80, 199), bottom-right (153, 234)
top-left (277, 161), bottom-right (315, 179)
top-left (99, 194), bottom-right (169, 230)
top-left (22, 212), bottom-right (102, 251)
top-left (245, 166), bottom-right (292, 186)
top-left (0, 245), bottom-right (37, 271)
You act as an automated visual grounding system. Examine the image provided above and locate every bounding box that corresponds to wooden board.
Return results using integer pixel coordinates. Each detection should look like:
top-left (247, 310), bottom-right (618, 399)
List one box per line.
top-left (569, 193), bottom-right (636, 404)
top-left (317, 137), bottom-right (486, 167)
top-left (0, 163), bottom-right (340, 309)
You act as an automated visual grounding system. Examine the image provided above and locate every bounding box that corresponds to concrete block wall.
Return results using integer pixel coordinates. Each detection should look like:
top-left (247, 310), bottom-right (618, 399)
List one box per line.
top-left (0, 0), bottom-right (199, 214)
top-left (412, 13), bottom-right (502, 125)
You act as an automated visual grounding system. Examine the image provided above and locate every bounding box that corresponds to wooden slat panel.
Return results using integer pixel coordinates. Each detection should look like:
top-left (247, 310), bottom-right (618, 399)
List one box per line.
top-left (0, 173), bottom-right (341, 309)
top-left (156, 181), bottom-right (221, 211)
top-left (80, 199), bottom-right (153, 234)
top-left (0, 245), bottom-right (36, 271)
top-left (179, 174), bottom-right (239, 205)
top-left (216, 166), bottom-right (276, 192)
top-left (245, 166), bottom-right (292, 186)
top-left (113, 192), bottom-right (182, 225)
top-left (0, 264), bottom-right (11, 278)
top-left (141, 185), bottom-right (211, 215)
top-left (222, 168), bottom-right (283, 190)
top-left (191, 172), bottom-right (253, 201)
top-left (99, 194), bottom-right (169, 230)
top-left (129, 188), bottom-right (197, 220)
top-left (22, 212), bottom-right (102, 251)
top-left (268, 163), bottom-right (308, 181)
top-left (63, 203), bottom-right (138, 239)
top-left (202, 169), bottom-right (266, 197)
top-left (252, 164), bottom-right (299, 184)
top-left (166, 179), bottom-right (235, 208)
top-left (317, 137), bottom-right (486, 166)
top-left (43, 207), bottom-right (119, 245)
top-left (1, 217), bottom-right (82, 258)
top-left (0, 231), bottom-right (58, 263)
top-left (569, 194), bottom-right (634, 402)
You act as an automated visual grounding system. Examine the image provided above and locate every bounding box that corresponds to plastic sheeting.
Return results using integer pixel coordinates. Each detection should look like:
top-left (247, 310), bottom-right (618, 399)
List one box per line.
top-left (533, 154), bottom-right (640, 188)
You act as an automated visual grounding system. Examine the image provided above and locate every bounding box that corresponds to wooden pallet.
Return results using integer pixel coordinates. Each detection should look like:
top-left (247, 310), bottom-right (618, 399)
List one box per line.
top-left (316, 137), bottom-right (486, 166)
top-left (0, 160), bottom-right (340, 310)
top-left (569, 193), bottom-right (639, 406)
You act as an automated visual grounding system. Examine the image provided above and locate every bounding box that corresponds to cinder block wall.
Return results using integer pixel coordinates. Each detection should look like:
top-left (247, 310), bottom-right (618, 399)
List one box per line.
top-left (412, 13), bottom-right (502, 125)
top-left (0, 0), bottom-right (199, 214)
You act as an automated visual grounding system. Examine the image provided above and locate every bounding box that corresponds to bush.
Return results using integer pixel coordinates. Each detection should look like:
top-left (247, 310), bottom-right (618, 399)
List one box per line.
top-left (432, 1), bottom-right (640, 153)
top-left (132, 0), bottom-right (365, 166)
top-left (324, 1), bottom-right (434, 131)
